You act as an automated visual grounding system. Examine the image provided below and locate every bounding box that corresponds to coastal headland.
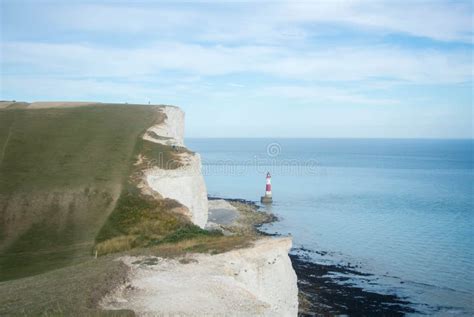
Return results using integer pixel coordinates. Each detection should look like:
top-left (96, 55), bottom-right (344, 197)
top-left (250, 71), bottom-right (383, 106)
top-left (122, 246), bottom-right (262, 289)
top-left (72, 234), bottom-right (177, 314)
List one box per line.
top-left (0, 101), bottom-right (298, 316)
top-left (0, 101), bottom-right (417, 316)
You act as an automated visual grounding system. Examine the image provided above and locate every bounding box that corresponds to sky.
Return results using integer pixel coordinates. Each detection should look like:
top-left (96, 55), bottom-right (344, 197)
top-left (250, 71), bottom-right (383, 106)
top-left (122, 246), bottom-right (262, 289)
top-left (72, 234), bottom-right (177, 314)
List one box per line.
top-left (1, 0), bottom-right (472, 138)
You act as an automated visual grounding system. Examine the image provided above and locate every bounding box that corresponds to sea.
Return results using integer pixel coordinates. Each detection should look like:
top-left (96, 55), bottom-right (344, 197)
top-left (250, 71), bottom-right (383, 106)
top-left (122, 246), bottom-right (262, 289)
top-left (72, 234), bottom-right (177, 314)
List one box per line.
top-left (187, 138), bottom-right (473, 316)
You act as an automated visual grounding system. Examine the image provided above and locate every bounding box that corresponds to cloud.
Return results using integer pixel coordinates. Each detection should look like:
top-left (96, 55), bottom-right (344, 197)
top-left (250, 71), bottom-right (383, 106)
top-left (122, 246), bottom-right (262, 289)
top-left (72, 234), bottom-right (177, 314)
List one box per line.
top-left (0, 76), bottom-right (164, 102)
top-left (47, 1), bottom-right (473, 43)
top-left (52, 4), bottom-right (200, 34)
top-left (257, 85), bottom-right (399, 105)
top-left (278, 0), bottom-right (473, 43)
top-left (2, 41), bottom-right (471, 84)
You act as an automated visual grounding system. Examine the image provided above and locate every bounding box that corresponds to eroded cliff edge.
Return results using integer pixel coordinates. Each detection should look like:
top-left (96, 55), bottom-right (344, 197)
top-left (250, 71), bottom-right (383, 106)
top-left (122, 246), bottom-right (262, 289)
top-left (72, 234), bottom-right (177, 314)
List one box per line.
top-left (141, 106), bottom-right (208, 228)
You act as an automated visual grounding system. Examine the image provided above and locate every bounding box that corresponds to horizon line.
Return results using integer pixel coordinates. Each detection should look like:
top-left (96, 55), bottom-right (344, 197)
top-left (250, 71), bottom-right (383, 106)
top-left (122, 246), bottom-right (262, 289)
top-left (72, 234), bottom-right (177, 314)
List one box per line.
top-left (186, 137), bottom-right (474, 140)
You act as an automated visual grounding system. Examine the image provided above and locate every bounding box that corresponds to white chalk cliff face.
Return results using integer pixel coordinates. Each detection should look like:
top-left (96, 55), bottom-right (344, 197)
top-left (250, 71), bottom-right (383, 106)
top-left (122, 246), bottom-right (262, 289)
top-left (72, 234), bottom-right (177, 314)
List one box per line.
top-left (143, 105), bottom-right (185, 147)
top-left (143, 106), bottom-right (208, 228)
top-left (101, 237), bottom-right (299, 316)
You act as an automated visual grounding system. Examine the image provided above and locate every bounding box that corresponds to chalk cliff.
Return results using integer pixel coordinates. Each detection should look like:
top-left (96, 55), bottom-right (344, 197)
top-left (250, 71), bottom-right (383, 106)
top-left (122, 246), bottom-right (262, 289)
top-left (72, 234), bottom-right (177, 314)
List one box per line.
top-left (143, 106), bottom-right (209, 228)
top-left (101, 237), bottom-right (299, 316)
top-left (143, 106), bottom-right (185, 147)
top-left (104, 105), bottom-right (299, 315)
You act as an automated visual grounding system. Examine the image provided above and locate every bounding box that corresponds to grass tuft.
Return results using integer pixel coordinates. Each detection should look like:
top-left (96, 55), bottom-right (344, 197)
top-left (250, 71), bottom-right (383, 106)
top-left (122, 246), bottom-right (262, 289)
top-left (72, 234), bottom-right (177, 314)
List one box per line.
top-left (159, 225), bottom-right (222, 244)
top-left (95, 236), bottom-right (135, 255)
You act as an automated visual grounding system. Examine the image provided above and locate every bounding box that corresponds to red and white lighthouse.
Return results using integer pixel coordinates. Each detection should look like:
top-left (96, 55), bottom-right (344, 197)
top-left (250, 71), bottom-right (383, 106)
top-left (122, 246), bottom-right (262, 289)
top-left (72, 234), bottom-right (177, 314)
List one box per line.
top-left (261, 172), bottom-right (273, 204)
top-left (265, 172), bottom-right (272, 196)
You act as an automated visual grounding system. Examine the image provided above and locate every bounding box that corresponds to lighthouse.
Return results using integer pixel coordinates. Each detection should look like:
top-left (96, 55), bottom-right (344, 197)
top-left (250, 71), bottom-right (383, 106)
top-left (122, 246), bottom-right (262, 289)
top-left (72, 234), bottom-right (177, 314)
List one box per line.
top-left (261, 172), bottom-right (273, 204)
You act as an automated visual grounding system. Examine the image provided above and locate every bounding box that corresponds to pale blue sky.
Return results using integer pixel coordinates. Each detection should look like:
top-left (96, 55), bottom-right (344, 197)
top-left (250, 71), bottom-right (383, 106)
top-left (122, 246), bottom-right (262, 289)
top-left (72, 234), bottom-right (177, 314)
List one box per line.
top-left (1, 0), bottom-right (472, 138)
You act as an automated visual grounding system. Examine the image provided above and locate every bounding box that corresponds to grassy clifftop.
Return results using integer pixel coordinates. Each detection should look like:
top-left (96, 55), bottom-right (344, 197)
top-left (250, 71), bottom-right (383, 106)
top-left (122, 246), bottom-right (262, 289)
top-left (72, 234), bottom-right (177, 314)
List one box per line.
top-left (0, 103), bottom-right (257, 315)
top-left (0, 104), bottom-right (163, 281)
top-left (0, 104), bottom-right (160, 193)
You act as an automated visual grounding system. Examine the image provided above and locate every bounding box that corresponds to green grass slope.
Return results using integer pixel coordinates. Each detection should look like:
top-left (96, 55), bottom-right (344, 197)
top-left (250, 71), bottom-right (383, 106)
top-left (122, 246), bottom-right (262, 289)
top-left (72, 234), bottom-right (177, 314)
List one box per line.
top-left (0, 104), bottom-right (161, 281)
top-left (0, 255), bottom-right (133, 316)
top-left (0, 103), bottom-right (261, 315)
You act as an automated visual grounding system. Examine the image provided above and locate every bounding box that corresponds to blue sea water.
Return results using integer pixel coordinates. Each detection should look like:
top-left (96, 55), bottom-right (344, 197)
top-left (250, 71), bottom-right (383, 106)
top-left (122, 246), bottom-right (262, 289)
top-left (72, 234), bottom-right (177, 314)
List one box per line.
top-left (187, 138), bottom-right (473, 316)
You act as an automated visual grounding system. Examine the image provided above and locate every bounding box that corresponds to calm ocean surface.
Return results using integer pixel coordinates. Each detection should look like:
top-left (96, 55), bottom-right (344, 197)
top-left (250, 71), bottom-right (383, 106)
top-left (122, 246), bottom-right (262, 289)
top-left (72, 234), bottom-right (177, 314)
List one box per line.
top-left (188, 138), bottom-right (473, 316)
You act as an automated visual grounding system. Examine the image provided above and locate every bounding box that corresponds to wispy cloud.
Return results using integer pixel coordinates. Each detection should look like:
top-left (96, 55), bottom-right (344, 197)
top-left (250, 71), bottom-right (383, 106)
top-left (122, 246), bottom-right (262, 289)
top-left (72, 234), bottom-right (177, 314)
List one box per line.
top-left (47, 1), bottom-right (473, 43)
top-left (2, 41), bottom-right (471, 84)
top-left (258, 85), bottom-right (399, 105)
top-left (278, 1), bottom-right (473, 43)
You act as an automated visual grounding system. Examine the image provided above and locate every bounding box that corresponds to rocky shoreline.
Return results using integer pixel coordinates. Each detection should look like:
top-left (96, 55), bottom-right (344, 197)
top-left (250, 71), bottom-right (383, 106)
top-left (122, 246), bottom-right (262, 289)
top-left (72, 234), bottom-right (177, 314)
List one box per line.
top-left (291, 250), bottom-right (416, 316)
top-left (214, 196), bottom-right (417, 316)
